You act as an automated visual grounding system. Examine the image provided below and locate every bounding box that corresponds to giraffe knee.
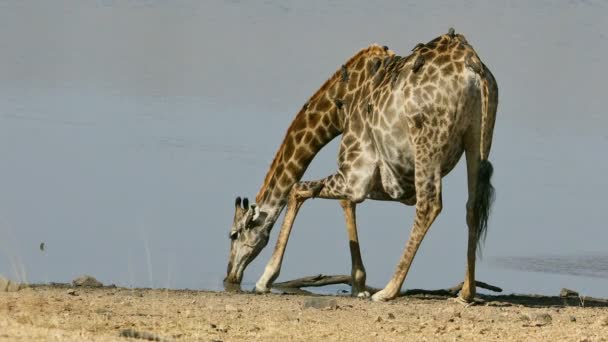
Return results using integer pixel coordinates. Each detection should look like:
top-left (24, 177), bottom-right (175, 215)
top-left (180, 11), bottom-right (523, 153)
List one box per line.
top-left (430, 198), bottom-right (443, 217)
top-left (348, 190), bottom-right (368, 203)
top-left (419, 196), bottom-right (442, 219)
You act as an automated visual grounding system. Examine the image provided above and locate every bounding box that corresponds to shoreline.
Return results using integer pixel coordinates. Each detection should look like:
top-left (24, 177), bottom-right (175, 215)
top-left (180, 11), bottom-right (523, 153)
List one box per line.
top-left (2, 284), bottom-right (608, 341)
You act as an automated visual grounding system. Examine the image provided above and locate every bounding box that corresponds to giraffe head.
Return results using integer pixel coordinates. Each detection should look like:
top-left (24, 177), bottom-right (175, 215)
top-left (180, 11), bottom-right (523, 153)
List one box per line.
top-left (224, 196), bottom-right (270, 284)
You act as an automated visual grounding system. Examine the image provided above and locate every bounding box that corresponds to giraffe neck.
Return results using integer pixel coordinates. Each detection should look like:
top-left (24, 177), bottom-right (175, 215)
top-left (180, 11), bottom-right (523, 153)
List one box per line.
top-left (254, 44), bottom-right (395, 229)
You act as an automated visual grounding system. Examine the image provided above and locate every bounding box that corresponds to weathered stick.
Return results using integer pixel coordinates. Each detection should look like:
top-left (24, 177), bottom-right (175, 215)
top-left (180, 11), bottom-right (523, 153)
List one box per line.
top-left (272, 274), bottom-right (503, 297)
top-left (274, 274), bottom-right (352, 288)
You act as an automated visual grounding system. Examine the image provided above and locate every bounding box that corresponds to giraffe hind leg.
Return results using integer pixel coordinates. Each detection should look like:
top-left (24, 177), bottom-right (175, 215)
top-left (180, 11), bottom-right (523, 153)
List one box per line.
top-left (460, 146), bottom-right (495, 302)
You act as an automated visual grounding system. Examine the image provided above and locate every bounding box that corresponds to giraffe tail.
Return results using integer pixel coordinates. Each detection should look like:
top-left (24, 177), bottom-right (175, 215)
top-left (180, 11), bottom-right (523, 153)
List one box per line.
top-left (474, 71), bottom-right (497, 252)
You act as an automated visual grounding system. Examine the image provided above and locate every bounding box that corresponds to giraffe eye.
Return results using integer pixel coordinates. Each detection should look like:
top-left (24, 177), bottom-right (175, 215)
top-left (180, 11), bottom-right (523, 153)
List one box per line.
top-left (229, 231), bottom-right (238, 240)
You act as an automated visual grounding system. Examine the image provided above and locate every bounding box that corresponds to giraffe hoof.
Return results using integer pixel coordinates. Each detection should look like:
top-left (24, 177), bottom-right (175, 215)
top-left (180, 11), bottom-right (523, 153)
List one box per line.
top-left (452, 296), bottom-right (483, 307)
top-left (371, 290), bottom-right (394, 302)
top-left (253, 283), bottom-right (271, 294)
top-left (356, 291), bottom-right (371, 299)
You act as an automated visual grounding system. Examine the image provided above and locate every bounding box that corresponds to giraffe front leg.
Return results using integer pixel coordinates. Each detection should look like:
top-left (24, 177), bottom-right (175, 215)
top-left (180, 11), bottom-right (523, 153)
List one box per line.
top-left (340, 200), bottom-right (368, 298)
top-left (372, 167), bottom-right (443, 302)
top-left (254, 182), bottom-right (323, 293)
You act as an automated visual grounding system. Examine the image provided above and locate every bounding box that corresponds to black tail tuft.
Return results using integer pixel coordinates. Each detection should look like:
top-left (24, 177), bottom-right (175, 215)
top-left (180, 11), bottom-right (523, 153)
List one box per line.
top-left (475, 159), bottom-right (495, 253)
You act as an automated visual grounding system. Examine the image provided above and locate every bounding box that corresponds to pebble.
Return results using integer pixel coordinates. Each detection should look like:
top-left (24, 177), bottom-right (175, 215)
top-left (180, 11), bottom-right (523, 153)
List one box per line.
top-left (225, 304), bottom-right (242, 312)
top-left (302, 297), bottom-right (338, 310)
top-left (66, 289), bottom-right (78, 296)
top-left (72, 275), bottom-right (103, 287)
top-left (387, 313), bottom-right (396, 320)
top-left (522, 312), bottom-right (552, 327)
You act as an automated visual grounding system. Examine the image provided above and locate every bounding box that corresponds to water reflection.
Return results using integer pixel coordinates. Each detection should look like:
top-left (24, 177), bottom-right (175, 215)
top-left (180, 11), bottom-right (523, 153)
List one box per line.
top-left (492, 254), bottom-right (608, 279)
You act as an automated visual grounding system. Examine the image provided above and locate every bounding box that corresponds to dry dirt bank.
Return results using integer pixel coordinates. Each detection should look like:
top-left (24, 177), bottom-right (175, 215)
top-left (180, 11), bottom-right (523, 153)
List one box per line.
top-left (1, 285), bottom-right (608, 341)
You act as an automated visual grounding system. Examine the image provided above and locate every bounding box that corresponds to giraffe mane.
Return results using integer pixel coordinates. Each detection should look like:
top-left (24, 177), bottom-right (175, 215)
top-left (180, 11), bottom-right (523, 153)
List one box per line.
top-left (255, 44), bottom-right (395, 204)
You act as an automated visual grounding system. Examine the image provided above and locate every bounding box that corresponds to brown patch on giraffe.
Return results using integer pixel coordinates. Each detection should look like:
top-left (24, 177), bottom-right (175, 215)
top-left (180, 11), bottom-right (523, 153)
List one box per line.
top-left (307, 112), bottom-right (322, 127)
top-left (303, 131), bottom-right (313, 144)
top-left (355, 58), bottom-right (364, 70)
top-left (321, 114), bottom-right (332, 127)
top-left (423, 50), bottom-right (437, 61)
top-left (408, 71), bottom-right (421, 87)
top-left (434, 54), bottom-right (451, 66)
top-left (454, 62), bottom-right (464, 73)
top-left (317, 125), bottom-right (328, 139)
top-left (314, 97), bottom-right (332, 112)
top-left (437, 42), bottom-right (449, 53)
top-left (441, 63), bottom-right (455, 76)
top-left (423, 85), bottom-right (437, 97)
top-left (452, 49), bottom-right (465, 61)
top-left (282, 138), bottom-right (296, 161)
top-left (278, 174), bottom-right (291, 188)
top-left (357, 72), bottom-right (365, 88)
top-left (294, 131), bottom-right (305, 142)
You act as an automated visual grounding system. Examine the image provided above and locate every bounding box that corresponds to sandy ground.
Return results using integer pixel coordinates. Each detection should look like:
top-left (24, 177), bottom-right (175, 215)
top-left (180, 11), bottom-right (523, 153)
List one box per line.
top-left (1, 285), bottom-right (608, 341)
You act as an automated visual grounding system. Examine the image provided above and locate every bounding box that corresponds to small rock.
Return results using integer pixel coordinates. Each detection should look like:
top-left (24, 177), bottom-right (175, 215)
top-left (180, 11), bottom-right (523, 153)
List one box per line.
top-left (302, 297), bottom-right (338, 310)
top-left (72, 275), bottom-right (103, 287)
top-left (570, 316), bottom-right (576, 322)
top-left (531, 312), bottom-right (553, 324)
top-left (375, 316), bottom-right (383, 323)
top-left (225, 304), bottom-right (242, 312)
top-left (66, 289), bottom-right (78, 296)
top-left (560, 288), bottom-right (579, 297)
top-left (387, 313), bottom-right (396, 320)
top-left (522, 312), bottom-right (552, 327)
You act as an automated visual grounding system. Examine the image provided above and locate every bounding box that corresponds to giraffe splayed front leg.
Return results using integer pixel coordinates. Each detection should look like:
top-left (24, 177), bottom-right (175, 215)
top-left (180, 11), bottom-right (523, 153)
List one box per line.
top-left (371, 162), bottom-right (443, 302)
top-left (254, 182), bottom-right (323, 293)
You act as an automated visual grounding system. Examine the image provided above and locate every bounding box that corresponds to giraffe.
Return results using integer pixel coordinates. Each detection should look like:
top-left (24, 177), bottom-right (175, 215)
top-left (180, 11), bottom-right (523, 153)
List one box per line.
top-left (226, 28), bottom-right (498, 302)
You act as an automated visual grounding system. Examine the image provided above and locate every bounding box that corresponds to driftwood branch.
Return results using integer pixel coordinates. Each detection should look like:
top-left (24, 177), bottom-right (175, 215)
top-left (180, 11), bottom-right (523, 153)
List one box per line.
top-left (274, 274), bottom-right (352, 288)
top-left (272, 274), bottom-right (502, 297)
